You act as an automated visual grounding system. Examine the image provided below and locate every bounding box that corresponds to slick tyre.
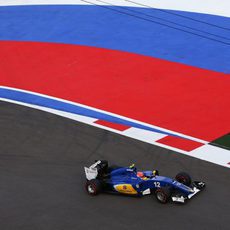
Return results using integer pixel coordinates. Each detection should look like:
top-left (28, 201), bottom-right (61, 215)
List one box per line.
top-left (175, 172), bottom-right (192, 186)
top-left (85, 179), bottom-right (102, 195)
top-left (155, 187), bottom-right (171, 204)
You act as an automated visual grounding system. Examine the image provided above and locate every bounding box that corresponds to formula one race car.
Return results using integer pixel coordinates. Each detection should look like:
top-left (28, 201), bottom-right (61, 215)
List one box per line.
top-left (84, 160), bottom-right (205, 204)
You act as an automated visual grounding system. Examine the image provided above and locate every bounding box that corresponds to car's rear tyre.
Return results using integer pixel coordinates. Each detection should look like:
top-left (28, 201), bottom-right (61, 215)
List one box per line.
top-left (155, 187), bottom-right (171, 204)
top-left (85, 179), bottom-right (102, 195)
top-left (175, 172), bottom-right (192, 186)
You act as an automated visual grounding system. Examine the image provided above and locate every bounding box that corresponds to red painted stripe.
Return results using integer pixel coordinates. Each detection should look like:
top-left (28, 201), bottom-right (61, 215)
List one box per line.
top-left (94, 120), bottom-right (130, 131)
top-left (1, 41), bottom-right (230, 141)
top-left (156, 136), bottom-right (204, 152)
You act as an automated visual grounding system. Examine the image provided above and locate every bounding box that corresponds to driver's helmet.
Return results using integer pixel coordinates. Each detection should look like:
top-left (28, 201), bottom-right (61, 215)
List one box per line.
top-left (137, 171), bottom-right (144, 178)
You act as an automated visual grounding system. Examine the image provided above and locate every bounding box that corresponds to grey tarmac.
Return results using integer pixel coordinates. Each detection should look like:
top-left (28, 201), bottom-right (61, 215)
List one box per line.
top-left (0, 102), bottom-right (229, 230)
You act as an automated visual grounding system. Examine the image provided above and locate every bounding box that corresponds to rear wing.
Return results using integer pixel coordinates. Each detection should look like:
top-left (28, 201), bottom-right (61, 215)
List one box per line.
top-left (84, 160), bottom-right (101, 180)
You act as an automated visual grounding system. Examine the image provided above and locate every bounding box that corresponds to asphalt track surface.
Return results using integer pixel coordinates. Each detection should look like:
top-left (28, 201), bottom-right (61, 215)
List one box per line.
top-left (0, 101), bottom-right (229, 230)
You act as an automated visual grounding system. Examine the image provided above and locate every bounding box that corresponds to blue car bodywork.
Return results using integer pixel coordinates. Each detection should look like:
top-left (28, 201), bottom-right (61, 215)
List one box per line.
top-left (84, 160), bottom-right (205, 203)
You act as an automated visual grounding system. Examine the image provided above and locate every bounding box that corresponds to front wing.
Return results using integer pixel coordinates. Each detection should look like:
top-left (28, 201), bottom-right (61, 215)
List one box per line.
top-left (172, 181), bottom-right (205, 203)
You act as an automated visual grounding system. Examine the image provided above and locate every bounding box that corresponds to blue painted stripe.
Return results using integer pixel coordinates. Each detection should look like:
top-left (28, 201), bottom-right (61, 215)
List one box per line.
top-left (0, 87), bottom-right (181, 137)
top-left (0, 5), bottom-right (230, 73)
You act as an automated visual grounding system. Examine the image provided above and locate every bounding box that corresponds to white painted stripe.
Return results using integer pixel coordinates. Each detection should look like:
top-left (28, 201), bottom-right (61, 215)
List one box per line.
top-left (191, 144), bottom-right (230, 168)
top-left (123, 0), bottom-right (230, 18)
top-left (1, 97), bottom-right (230, 168)
top-left (0, 0), bottom-right (229, 18)
top-left (123, 127), bottom-right (166, 142)
top-left (0, 86), bottom-right (208, 144)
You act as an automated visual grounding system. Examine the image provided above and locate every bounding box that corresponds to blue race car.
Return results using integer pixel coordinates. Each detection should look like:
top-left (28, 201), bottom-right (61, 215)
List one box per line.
top-left (84, 160), bottom-right (205, 204)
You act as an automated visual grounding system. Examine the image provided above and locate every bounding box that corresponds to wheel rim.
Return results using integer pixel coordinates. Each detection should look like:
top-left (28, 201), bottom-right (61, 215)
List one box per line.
top-left (157, 192), bottom-right (166, 202)
top-left (88, 185), bottom-right (95, 194)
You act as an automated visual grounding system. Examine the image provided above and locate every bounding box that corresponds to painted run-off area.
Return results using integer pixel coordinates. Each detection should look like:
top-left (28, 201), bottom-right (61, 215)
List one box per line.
top-left (1, 41), bottom-right (230, 142)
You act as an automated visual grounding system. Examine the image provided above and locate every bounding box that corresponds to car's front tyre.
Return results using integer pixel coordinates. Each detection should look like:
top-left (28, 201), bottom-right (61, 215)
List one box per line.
top-left (155, 187), bottom-right (171, 204)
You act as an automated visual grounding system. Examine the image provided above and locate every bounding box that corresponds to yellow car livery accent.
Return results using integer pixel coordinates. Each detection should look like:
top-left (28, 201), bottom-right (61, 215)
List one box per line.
top-left (142, 177), bottom-right (148, 180)
top-left (114, 184), bottom-right (138, 195)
